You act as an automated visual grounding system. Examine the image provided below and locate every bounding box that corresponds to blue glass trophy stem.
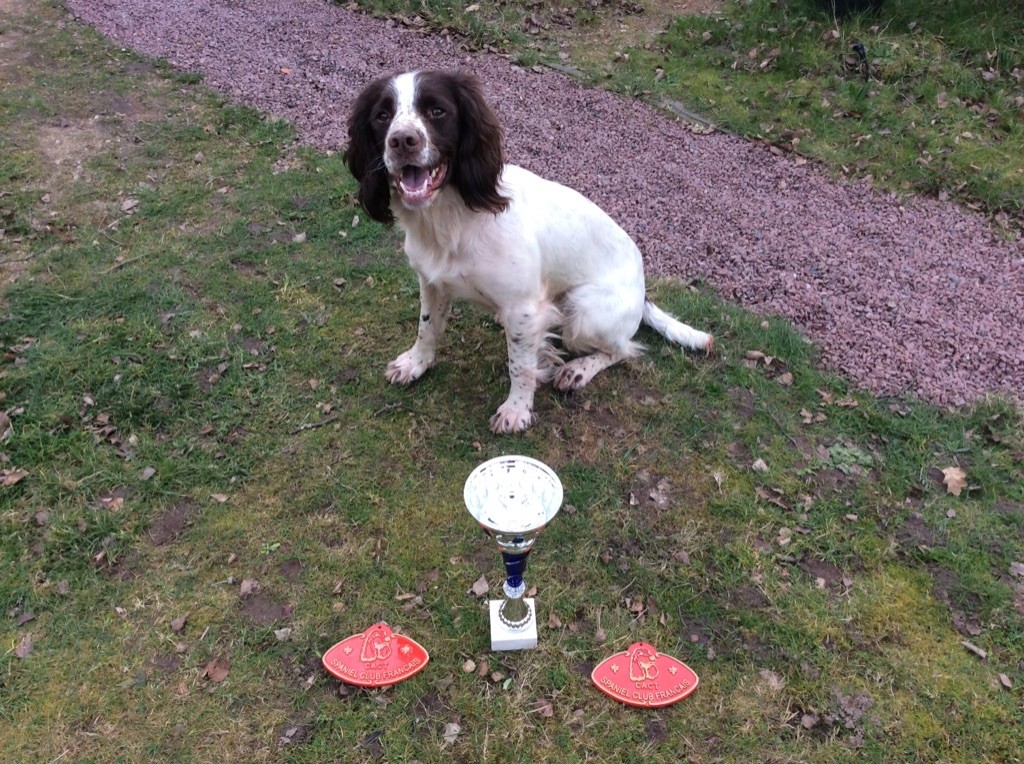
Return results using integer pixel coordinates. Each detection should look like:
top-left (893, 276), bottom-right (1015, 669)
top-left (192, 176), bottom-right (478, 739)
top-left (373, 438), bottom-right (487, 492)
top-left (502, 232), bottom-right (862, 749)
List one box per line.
top-left (498, 547), bottom-right (532, 629)
top-left (501, 549), bottom-right (530, 589)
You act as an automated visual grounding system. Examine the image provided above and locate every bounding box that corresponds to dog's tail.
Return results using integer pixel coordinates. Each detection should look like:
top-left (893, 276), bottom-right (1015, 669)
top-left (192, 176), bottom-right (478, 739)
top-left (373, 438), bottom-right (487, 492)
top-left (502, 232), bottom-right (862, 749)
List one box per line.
top-left (642, 298), bottom-right (714, 352)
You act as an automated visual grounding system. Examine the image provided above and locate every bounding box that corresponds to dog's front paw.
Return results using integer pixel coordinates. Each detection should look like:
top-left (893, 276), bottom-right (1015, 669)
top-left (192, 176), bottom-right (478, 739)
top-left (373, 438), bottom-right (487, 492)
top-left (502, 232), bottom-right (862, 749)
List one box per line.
top-left (385, 351), bottom-right (432, 385)
top-left (489, 401), bottom-right (535, 434)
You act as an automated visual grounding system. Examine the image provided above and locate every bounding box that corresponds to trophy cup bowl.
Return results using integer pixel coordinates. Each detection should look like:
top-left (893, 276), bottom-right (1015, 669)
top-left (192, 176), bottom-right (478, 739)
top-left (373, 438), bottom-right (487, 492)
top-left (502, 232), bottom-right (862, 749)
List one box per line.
top-left (464, 455), bottom-right (563, 651)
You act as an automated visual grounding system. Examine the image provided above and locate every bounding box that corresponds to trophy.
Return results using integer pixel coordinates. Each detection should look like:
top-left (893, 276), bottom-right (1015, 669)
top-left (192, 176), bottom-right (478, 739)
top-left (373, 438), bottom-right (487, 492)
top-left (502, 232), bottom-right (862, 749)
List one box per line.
top-left (463, 455), bottom-right (563, 651)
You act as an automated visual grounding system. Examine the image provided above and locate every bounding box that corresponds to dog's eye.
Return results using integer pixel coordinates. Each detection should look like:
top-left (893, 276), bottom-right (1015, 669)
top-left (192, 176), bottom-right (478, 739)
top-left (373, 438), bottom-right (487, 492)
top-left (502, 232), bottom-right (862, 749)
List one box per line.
top-left (375, 110), bottom-right (391, 122)
top-left (429, 107), bottom-right (446, 119)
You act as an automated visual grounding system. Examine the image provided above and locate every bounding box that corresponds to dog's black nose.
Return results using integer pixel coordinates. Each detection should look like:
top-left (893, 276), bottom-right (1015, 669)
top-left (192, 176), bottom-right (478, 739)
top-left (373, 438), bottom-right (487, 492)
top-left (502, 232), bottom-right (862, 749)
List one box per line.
top-left (388, 129), bottom-right (422, 151)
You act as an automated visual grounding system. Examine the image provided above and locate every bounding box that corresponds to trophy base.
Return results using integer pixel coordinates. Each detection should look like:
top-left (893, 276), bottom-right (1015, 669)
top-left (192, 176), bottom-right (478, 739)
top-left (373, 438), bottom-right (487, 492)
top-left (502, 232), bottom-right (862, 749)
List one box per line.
top-left (488, 598), bottom-right (537, 651)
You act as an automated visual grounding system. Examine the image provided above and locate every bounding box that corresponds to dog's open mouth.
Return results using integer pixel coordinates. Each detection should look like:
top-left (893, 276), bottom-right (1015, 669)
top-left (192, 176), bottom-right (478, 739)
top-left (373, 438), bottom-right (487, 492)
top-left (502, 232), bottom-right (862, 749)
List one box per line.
top-left (395, 163), bottom-right (447, 207)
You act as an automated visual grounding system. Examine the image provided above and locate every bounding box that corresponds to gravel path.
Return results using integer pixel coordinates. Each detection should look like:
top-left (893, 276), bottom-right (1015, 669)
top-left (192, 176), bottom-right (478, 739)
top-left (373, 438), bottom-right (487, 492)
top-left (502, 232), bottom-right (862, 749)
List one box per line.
top-left (67, 0), bottom-right (1024, 407)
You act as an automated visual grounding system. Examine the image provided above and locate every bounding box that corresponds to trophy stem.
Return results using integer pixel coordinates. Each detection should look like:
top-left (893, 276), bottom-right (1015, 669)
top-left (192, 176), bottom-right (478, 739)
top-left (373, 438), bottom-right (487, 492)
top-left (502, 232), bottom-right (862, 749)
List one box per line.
top-left (498, 549), bottom-right (532, 630)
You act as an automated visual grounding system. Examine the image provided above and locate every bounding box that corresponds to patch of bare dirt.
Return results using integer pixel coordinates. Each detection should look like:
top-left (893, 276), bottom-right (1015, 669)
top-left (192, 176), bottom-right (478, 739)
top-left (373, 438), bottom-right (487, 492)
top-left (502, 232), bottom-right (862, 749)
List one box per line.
top-left (796, 556), bottom-right (846, 591)
top-left (563, 0), bottom-right (726, 67)
top-left (278, 557), bottom-right (305, 581)
top-left (36, 121), bottom-right (109, 186)
top-left (147, 498), bottom-right (200, 546)
top-left (895, 511), bottom-right (945, 551)
top-left (240, 591), bottom-right (294, 627)
top-left (548, 398), bottom-right (635, 466)
top-left (149, 653), bottom-right (182, 675)
top-left (823, 688), bottom-right (877, 744)
top-left (277, 723), bottom-right (313, 749)
top-left (627, 465), bottom-right (708, 534)
top-left (929, 565), bottom-right (985, 637)
top-left (728, 583), bottom-right (769, 609)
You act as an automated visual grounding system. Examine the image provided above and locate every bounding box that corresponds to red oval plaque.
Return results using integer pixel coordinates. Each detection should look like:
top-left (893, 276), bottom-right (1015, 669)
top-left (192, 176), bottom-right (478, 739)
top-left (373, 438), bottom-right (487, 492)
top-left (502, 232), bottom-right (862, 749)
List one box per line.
top-left (321, 622), bottom-right (429, 688)
top-left (591, 641), bottom-right (699, 708)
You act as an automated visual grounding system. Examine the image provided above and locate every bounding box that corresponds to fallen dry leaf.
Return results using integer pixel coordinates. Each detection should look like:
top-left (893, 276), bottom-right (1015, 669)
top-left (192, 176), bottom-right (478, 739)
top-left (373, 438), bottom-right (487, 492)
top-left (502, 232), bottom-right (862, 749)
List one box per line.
top-left (210, 493), bottom-right (230, 504)
top-left (648, 478), bottom-right (672, 509)
top-left (547, 612), bottom-right (562, 629)
top-left (942, 466), bottom-right (968, 496)
top-left (462, 659), bottom-right (476, 673)
top-left (532, 699), bottom-right (555, 718)
top-left (468, 575), bottom-right (489, 597)
top-left (752, 458), bottom-right (769, 473)
top-left (759, 668), bottom-right (786, 693)
top-left (204, 656), bottom-right (231, 682)
top-left (1, 468), bottom-right (29, 487)
top-left (999, 673), bottom-right (1013, 689)
top-left (239, 579), bottom-right (259, 596)
top-left (442, 722), bottom-right (461, 746)
top-left (15, 634), bottom-right (33, 658)
top-left (170, 614), bottom-right (188, 633)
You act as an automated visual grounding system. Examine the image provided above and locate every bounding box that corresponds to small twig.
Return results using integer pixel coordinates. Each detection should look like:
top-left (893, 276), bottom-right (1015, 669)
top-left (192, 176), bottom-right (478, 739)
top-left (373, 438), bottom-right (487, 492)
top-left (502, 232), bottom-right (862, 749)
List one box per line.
top-left (289, 414), bottom-right (338, 435)
top-left (756, 403), bottom-right (801, 449)
top-left (100, 254), bottom-right (146, 274)
top-left (98, 229), bottom-right (125, 248)
top-left (98, 214), bottom-right (130, 233)
top-left (371, 400), bottom-right (456, 424)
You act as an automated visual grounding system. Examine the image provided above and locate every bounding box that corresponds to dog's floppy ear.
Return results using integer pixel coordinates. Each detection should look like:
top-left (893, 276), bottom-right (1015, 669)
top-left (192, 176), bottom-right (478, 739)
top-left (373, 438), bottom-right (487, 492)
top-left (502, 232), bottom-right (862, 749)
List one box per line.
top-left (448, 72), bottom-right (510, 215)
top-left (345, 76), bottom-right (394, 225)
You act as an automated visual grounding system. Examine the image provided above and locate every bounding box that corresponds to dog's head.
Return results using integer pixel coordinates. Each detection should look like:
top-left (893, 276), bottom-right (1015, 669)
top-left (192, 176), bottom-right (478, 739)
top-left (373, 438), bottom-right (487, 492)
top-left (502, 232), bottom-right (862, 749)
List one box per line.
top-left (345, 70), bottom-right (509, 224)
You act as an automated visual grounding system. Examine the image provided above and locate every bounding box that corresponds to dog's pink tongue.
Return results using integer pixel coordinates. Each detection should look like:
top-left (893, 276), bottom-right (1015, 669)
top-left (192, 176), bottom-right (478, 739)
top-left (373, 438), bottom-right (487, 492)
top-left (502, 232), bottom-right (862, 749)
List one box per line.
top-left (402, 165), bottom-right (428, 191)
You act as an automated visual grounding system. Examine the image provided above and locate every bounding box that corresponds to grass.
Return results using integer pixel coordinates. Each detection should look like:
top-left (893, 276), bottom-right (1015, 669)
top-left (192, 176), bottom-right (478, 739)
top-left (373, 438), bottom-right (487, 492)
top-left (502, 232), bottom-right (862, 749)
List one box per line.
top-left (344, 0), bottom-right (1024, 227)
top-left (2, 1), bottom-right (1024, 762)
top-left (622, 0), bottom-right (1024, 226)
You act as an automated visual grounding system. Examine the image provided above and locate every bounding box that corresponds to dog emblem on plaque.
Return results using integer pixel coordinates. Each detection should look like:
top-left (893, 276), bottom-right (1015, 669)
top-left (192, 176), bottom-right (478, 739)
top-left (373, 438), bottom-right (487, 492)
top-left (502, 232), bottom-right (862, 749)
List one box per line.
top-left (322, 622), bottom-right (429, 688)
top-left (591, 641), bottom-right (699, 708)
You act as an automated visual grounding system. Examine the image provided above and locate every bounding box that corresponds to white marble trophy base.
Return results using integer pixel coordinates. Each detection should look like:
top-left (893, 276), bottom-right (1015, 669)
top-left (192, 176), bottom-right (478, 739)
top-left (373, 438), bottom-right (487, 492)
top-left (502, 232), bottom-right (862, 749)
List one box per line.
top-left (488, 598), bottom-right (537, 651)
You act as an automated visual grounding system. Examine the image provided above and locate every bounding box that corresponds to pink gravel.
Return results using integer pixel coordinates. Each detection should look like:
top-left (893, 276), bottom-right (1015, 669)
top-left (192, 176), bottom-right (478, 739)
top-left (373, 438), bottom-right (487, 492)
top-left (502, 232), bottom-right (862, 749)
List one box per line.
top-left (67, 0), bottom-right (1024, 407)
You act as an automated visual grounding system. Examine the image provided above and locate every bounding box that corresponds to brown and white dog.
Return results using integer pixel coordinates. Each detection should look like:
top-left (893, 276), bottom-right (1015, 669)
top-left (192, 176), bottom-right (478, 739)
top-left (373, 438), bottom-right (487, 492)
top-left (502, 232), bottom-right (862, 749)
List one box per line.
top-left (345, 70), bottom-right (712, 433)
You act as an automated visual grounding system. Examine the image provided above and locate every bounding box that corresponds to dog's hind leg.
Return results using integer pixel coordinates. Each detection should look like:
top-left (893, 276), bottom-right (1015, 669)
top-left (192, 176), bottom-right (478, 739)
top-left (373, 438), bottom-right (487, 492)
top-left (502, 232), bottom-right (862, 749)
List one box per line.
top-left (552, 283), bottom-right (643, 391)
top-left (386, 277), bottom-right (451, 385)
top-left (553, 351), bottom-right (625, 391)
